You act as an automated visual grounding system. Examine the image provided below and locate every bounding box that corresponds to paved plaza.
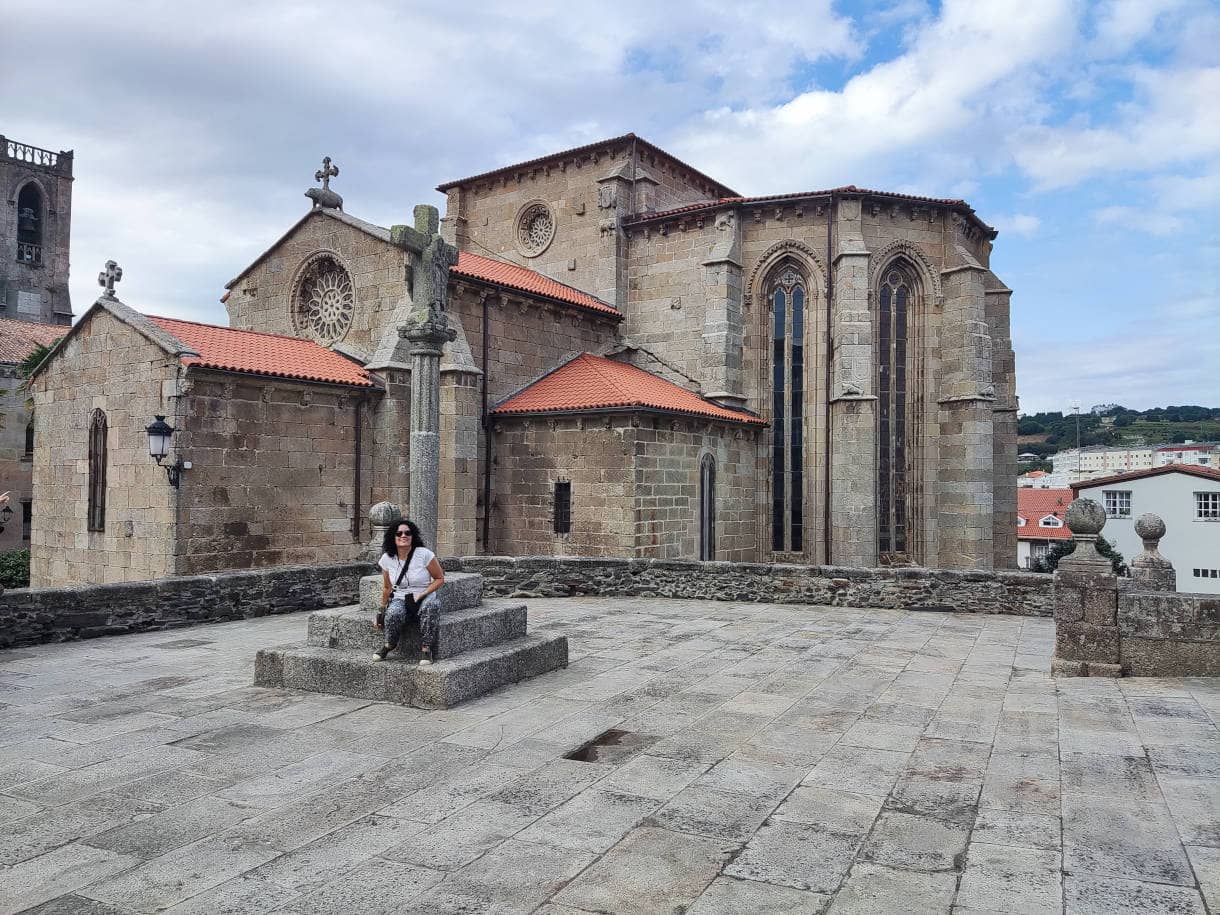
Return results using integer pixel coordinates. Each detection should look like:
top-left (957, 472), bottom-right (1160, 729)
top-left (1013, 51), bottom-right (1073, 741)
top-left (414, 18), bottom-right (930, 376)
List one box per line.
top-left (0, 597), bottom-right (1217, 914)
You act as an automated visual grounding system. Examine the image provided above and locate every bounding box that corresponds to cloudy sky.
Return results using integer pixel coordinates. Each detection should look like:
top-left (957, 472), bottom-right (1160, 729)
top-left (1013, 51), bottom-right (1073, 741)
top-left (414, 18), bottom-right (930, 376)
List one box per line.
top-left (3, 0), bottom-right (1216, 413)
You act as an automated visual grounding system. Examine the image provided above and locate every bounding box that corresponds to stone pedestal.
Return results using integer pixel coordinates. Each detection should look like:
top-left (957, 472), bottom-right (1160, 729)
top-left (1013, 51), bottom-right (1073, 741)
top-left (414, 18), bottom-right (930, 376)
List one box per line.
top-left (1130, 513), bottom-right (1177, 592)
top-left (1052, 498), bottom-right (1122, 677)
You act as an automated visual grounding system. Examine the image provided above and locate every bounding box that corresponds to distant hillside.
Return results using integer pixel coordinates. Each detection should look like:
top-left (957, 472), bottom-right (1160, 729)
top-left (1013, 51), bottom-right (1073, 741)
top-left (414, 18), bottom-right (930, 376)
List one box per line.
top-left (1016, 405), bottom-right (1220, 457)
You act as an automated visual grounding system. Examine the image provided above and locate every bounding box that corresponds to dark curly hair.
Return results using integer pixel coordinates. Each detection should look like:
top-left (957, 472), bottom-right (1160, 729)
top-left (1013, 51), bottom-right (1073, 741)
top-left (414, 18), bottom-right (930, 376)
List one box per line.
top-left (382, 517), bottom-right (425, 558)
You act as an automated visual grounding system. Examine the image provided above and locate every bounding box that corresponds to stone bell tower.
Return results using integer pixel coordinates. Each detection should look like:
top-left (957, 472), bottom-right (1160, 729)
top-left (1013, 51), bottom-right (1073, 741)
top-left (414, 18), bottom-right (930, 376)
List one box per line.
top-left (0, 135), bottom-right (74, 326)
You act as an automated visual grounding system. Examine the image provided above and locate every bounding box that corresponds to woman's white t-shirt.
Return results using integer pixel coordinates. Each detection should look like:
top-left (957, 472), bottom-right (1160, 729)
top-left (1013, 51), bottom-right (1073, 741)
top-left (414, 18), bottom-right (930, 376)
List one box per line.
top-left (378, 547), bottom-right (437, 600)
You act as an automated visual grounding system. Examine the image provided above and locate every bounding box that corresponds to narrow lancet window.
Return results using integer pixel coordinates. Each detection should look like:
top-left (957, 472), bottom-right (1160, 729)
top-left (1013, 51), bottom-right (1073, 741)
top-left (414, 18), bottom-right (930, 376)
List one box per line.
top-left (878, 269), bottom-right (910, 558)
top-left (87, 409), bottom-right (107, 532)
top-left (769, 266), bottom-right (807, 553)
top-left (699, 454), bottom-right (716, 561)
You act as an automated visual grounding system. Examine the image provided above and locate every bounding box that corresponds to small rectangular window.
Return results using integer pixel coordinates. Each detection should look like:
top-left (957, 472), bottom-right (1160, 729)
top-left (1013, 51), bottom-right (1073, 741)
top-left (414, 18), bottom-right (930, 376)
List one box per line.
top-left (1103, 490), bottom-right (1131, 518)
top-left (553, 480), bottom-right (571, 534)
top-left (1196, 492), bottom-right (1220, 521)
top-left (21, 500), bottom-right (30, 542)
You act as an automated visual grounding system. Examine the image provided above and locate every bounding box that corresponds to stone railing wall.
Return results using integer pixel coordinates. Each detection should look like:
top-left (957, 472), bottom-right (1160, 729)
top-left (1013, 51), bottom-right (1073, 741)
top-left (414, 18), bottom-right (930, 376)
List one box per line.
top-left (1052, 504), bottom-right (1219, 677)
top-left (453, 555), bottom-right (1054, 616)
top-left (0, 561), bottom-right (372, 649)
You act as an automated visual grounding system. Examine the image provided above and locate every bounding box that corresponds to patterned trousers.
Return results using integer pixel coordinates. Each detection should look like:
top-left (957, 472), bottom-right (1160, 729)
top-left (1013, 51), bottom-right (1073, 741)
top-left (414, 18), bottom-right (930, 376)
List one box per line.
top-left (384, 593), bottom-right (439, 653)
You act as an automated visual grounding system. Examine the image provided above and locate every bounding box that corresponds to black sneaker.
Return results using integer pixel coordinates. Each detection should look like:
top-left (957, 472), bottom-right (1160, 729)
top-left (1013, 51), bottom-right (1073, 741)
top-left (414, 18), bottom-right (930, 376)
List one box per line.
top-left (373, 645), bottom-right (391, 662)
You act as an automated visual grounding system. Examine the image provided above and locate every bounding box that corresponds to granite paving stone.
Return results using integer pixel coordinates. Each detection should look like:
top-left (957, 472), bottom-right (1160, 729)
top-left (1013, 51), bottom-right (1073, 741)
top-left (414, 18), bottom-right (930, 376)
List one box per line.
top-left (686, 875), bottom-right (831, 913)
top-left (554, 826), bottom-right (733, 914)
top-left (1, 596), bottom-right (1216, 914)
top-left (1063, 874), bottom-right (1207, 915)
top-left (826, 862), bottom-right (957, 914)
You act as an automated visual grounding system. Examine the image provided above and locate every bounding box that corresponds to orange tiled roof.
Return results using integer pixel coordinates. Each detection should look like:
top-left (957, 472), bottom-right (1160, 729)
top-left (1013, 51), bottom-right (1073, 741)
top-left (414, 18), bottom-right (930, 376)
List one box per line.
top-left (1072, 464), bottom-right (1220, 490)
top-left (453, 251), bottom-right (621, 319)
top-left (149, 317), bottom-right (374, 387)
top-left (1017, 487), bottom-right (1073, 541)
top-left (493, 353), bottom-right (764, 425)
top-left (0, 317), bottom-right (66, 363)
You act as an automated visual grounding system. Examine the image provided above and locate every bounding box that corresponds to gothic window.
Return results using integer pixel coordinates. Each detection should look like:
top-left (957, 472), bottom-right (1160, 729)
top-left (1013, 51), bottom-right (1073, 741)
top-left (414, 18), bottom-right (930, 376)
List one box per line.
top-left (87, 409), bottom-right (107, 532)
top-left (770, 265), bottom-right (806, 553)
top-left (699, 454), bottom-right (716, 561)
top-left (16, 184), bottom-right (43, 265)
top-left (24, 419), bottom-right (34, 456)
top-left (516, 201), bottom-right (556, 257)
top-left (292, 253), bottom-right (355, 346)
top-left (878, 267), bottom-right (911, 557)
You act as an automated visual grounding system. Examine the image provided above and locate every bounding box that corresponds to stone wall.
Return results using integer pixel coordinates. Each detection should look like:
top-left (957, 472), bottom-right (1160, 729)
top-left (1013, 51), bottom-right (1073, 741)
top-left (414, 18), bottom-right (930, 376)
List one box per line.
top-left (1118, 590), bottom-right (1220, 676)
top-left (0, 363), bottom-right (33, 552)
top-left (448, 284), bottom-right (617, 403)
top-left (224, 211), bottom-right (405, 357)
top-left (632, 419), bottom-right (760, 561)
top-left (28, 308), bottom-right (179, 586)
top-left (0, 561), bottom-right (369, 649)
top-left (178, 371), bottom-right (376, 574)
top-left (489, 418), bottom-right (635, 557)
top-left (458, 555), bottom-right (1053, 616)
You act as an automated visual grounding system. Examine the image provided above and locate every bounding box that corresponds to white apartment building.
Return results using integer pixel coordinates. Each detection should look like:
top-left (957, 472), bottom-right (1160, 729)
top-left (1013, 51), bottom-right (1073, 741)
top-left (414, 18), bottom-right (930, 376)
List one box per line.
top-left (1052, 446), bottom-right (1156, 482)
top-left (1074, 465), bottom-right (1220, 594)
top-left (1156, 442), bottom-right (1217, 468)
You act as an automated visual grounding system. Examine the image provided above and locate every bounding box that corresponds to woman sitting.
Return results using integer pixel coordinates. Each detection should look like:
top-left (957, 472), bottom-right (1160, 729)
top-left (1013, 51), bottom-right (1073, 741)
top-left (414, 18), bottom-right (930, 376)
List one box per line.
top-left (374, 519), bottom-right (444, 665)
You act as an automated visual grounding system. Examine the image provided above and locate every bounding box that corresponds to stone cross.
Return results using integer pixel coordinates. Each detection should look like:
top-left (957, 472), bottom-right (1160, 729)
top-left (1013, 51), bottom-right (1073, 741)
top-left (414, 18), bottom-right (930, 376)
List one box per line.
top-left (98, 260), bottom-right (122, 299)
top-left (315, 156), bottom-right (339, 190)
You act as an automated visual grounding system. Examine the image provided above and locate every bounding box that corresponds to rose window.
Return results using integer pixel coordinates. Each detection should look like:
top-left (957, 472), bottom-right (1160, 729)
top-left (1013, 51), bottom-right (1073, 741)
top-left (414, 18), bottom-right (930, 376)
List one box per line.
top-left (293, 254), bottom-right (354, 345)
top-left (516, 202), bottom-right (555, 256)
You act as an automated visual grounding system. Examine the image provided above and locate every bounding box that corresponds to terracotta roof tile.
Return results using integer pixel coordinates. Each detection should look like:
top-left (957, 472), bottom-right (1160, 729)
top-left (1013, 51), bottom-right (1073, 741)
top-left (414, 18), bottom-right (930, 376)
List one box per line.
top-left (493, 353), bottom-right (764, 425)
top-left (149, 317), bottom-right (374, 387)
top-left (454, 251), bottom-right (621, 318)
top-left (0, 317), bottom-right (66, 363)
top-left (1017, 487), bottom-right (1074, 541)
top-left (1072, 464), bottom-right (1220, 490)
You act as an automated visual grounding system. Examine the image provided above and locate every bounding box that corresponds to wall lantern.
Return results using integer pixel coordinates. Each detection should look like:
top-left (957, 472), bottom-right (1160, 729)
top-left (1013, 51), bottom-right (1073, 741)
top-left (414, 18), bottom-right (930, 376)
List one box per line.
top-left (146, 415), bottom-right (185, 488)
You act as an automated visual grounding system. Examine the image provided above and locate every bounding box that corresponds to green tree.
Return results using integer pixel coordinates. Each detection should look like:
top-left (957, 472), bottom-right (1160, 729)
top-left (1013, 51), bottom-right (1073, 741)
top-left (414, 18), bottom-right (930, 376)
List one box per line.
top-left (17, 342), bottom-right (55, 382)
top-left (1034, 537), bottom-right (1127, 576)
top-left (1018, 418), bottom-right (1046, 435)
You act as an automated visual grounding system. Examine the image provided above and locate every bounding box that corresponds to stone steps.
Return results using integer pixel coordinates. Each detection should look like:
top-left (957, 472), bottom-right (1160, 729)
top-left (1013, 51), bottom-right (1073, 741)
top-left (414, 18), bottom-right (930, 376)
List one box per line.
top-left (254, 632), bottom-right (568, 709)
top-left (358, 571), bottom-right (483, 613)
top-left (305, 601), bottom-right (527, 659)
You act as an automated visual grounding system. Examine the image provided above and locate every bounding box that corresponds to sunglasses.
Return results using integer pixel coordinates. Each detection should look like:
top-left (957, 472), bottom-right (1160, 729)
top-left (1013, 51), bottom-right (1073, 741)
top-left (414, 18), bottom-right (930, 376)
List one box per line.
top-left (395, 531), bottom-right (413, 538)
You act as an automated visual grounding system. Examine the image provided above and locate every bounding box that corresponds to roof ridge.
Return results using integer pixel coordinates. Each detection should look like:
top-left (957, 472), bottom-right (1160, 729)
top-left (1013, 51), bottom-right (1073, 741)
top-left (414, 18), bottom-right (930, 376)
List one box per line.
top-left (582, 353), bottom-right (636, 403)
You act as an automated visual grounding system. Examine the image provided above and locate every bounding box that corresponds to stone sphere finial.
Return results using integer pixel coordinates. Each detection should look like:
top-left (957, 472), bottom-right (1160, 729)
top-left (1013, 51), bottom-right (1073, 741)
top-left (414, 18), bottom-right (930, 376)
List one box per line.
top-left (1065, 498), bottom-right (1105, 536)
top-left (369, 501), bottom-right (402, 527)
top-left (1134, 513), bottom-right (1165, 543)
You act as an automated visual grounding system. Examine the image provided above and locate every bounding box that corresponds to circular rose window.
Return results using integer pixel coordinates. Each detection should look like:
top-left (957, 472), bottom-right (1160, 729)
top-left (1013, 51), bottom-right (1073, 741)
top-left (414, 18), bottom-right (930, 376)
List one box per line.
top-left (515, 201), bottom-right (555, 257)
top-left (292, 253), bottom-right (354, 345)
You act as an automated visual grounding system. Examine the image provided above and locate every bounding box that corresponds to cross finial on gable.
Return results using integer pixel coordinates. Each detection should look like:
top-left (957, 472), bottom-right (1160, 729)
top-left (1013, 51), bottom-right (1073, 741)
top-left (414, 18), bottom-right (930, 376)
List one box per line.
top-left (315, 156), bottom-right (339, 191)
top-left (98, 260), bottom-right (122, 299)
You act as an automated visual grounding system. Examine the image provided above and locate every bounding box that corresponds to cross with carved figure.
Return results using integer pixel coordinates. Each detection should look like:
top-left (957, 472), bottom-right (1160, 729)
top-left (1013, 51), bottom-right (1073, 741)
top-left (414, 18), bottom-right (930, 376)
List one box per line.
top-left (98, 260), bottom-right (122, 299)
top-left (315, 156), bottom-right (339, 190)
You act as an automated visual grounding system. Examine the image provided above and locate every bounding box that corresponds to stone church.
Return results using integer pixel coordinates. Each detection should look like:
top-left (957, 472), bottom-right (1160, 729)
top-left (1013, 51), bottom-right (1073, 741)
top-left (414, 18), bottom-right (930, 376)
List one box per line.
top-left (28, 134), bottom-right (1017, 588)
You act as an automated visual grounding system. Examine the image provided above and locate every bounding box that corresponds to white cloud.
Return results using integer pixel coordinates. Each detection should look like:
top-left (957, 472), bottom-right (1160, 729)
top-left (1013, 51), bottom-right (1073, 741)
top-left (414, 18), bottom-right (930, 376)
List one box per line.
top-left (993, 213), bottom-right (1041, 237)
top-left (1092, 205), bottom-right (1183, 236)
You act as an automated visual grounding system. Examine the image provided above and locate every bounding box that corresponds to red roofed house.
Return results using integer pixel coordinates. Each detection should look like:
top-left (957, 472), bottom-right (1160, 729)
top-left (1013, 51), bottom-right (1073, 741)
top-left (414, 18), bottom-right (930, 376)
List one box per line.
top-left (29, 134), bottom-right (1017, 585)
top-left (1016, 487), bottom-right (1073, 569)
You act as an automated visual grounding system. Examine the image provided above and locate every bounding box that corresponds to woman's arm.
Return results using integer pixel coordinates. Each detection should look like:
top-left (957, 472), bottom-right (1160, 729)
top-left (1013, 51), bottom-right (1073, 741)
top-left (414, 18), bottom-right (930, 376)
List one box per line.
top-left (381, 568), bottom-right (392, 606)
top-left (418, 558), bottom-right (445, 599)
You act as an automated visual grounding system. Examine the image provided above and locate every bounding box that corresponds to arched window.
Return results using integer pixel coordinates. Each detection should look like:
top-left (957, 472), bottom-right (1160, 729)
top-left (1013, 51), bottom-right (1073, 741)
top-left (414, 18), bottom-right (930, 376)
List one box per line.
top-left (699, 454), bottom-right (716, 561)
top-left (88, 409), bottom-right (107, 532)
top-left (770, 265), bottom-right (806, 552)
top-left (24, 419), bottom-right (34, 456)
top-left (16, 183), bottom-right (43, 265)
top-left (878, 267), bottom-right (911, 557)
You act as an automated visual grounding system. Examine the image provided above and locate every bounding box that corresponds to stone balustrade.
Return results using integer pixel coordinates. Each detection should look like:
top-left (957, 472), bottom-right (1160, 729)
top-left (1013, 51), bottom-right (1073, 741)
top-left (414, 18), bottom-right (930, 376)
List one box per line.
top-left (1052, 500), bottom-right (1220, 677)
